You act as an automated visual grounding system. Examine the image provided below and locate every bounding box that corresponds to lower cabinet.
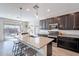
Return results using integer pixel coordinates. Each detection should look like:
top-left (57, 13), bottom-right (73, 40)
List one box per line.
top-left (57, 37), bottom-right (79, 52)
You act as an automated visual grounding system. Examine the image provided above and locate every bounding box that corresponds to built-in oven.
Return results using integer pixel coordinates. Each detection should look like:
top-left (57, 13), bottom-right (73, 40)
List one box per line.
top-left (48, 23), bottom-right (59, 38)
top-left (48, 23), bottom-right (59, 47)
top-left (48, 30), bottom-right (59, 38)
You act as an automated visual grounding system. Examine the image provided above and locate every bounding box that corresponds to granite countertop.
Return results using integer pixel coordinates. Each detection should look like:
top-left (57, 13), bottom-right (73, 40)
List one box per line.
top-left (59, 34), bottom-right (79, 38)
top-left (20, 35), bottom-right (54, 49)
top-left (58, 30), bottom-right (79, 38)
top-left (49, 29), bottom-right (79, 38)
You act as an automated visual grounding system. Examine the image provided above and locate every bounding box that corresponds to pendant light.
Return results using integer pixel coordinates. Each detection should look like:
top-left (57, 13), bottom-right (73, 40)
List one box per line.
top-left (33, 4), bottom-right (39, 19)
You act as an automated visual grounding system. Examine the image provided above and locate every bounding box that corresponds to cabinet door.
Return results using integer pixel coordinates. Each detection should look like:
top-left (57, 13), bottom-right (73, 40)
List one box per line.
top-left (40, 20), bottom-right (46, 29)
top-left (48, 18), bottom-right (54, 30)
top-left (42, 20), bottom-right (46, 29)
top-left (45, 19), bottom-right (49, 29)
top-left (58, 14), bottom-right (74, 30)
top-left (49, 18), bottom-right (54, 24)
top-left (66, 14), bottom-right (74, 30)
top-left (40, 20), bottom-right (43, 29)
top-left (58, 37), bottom-right (79, 52)
top-left (53, 18), bottom-right (58, 23)
top-left (74, 12), bottom-right (79, 30)
top-left (58, 16), bottom-right (65, 30)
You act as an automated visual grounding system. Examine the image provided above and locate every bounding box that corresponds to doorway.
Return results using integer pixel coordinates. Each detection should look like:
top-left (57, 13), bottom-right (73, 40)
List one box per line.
top-left (4, 24), bottom-right (21, 41)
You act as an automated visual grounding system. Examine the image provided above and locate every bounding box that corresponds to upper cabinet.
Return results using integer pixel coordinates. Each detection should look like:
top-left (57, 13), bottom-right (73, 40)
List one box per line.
top-left (40, 12), bottom-right (79, 30)
top-left (49, 18), bottom-right (58, 30)
top-left (40, 17), bottom-right (58, 30)
top-left (40, 19), bottom-right (49, 30)
top-left (58, 14), bottom-right (74, 30)
top-left (74, 12), bottom-right (79, 30)
top-left (40, 20), bottom-right (46, 29)
top-left (57, 16), bottom-right (65, 30)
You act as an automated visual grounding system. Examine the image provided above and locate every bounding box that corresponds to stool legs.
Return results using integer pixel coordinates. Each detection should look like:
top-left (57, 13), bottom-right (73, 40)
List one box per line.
top-left (12, 42), bottom-right (28, 56)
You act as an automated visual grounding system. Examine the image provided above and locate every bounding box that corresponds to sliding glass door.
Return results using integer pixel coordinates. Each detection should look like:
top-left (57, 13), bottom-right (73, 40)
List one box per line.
top-left (4, 24), bottom-right (20, 41)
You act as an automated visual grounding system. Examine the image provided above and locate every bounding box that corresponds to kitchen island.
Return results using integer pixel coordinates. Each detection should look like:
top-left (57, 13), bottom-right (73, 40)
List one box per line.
top-left (19, 34), bottom-right (54, 56)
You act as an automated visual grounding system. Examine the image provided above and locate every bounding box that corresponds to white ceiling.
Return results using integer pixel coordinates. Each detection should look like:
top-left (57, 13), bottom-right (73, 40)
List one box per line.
top-left (0, 3), bottom-right (79, 21)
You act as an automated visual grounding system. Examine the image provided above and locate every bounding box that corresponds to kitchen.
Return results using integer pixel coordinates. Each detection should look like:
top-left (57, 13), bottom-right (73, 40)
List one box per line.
top-left (40, 12), bottom-right (79, 53)
top-left (0, 3), bottom-right (79, 56)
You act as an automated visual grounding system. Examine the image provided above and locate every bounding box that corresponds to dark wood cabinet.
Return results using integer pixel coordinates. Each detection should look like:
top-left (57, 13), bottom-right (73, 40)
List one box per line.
top-left (58, 37), bottom-right (79, 52)
top-left (58, 14), bottom-right (74, 30)
top-left (53, 17), bottom-right (58, 24)
top-left (40, 19), bottom-right (46, 29)
top-left (48, 18), bottom-right (58, 24)
top-left (40, 12), bottom-right (79, 30)
top-left (57, 16), bottom-right (65, 30)
top-left (74, 12), bottom-right (79, 30)
top-left (45, 19), bottom-right (49, 29)
top-left (40, 17), bottom-right (58, 30)
top-left (43, 20), bottom-right (46, 29)
top-left (67, 14), bottom-right (74, 30)
top-left (48, 18), bottom-right (53, 24)
top-left (40, 20), bottom-right (43, 29)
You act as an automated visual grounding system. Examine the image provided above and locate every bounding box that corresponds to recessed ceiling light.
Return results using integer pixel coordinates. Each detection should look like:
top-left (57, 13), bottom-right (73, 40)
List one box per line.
top-left (26, 8), bottom-right (30, 11)
top-left (47, 9), bottom-right (51, 12)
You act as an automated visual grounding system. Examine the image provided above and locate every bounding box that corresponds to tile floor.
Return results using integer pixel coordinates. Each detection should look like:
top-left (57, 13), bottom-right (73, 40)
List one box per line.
top-left (0, 40), bottom-right (13, 56)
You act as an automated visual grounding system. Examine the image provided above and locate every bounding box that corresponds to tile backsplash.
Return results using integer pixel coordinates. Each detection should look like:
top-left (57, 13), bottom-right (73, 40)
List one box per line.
top-left (60, 30), bottom-right (79, 35)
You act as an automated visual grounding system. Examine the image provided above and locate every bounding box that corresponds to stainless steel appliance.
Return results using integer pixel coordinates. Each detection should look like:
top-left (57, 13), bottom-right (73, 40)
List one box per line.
top-left (48, 23), bottom-right (59, 45)
top-left (48, 30), bottom-right (59, 38)
top-left (48, 23), bottom-right (59, 38)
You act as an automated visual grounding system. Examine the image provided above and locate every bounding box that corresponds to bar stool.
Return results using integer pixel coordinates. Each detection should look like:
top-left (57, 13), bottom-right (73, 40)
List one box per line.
top-left (17, 43), bottom-right (28, 56)
top-left (24, 48), bottom-right (37, 56)
top-left (12, 41), bottom-right (28, 56)
top-left (12, 41), bottom-right (21, 54)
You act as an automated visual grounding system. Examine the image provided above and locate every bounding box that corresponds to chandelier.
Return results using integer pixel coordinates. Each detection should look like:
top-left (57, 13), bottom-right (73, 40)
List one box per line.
top-left (33, 4), bottom-right (39, 19)
top-left (17, 7), bottom-right (23, 20)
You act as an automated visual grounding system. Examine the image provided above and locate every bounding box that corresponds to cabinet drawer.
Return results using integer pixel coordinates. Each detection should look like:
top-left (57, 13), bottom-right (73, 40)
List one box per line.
top-left (58, 37), bottom-right (79, 52)
top-left (58, 37), bottom-right (78, 43)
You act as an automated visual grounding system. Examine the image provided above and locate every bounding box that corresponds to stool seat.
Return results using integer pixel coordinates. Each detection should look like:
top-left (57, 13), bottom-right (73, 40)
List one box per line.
top-left (25, 48), bottom-right (37, 56)
top-left (12, 41), bottom-right (28, 56)
top-left (18, 43), bottom-right (27, 48)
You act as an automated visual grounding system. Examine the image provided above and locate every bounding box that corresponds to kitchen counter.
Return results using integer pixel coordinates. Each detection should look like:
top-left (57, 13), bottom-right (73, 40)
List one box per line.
top-left (21, 34), bottom-right (53, 49)
top-left (59, 30), bottom-right (79, 38)
top-left (48, 29), bottom-right (79, 38)
top-left (19, 34), bottom-right (54, 56)
top-left (59, 34), bottom-right (79, 38)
